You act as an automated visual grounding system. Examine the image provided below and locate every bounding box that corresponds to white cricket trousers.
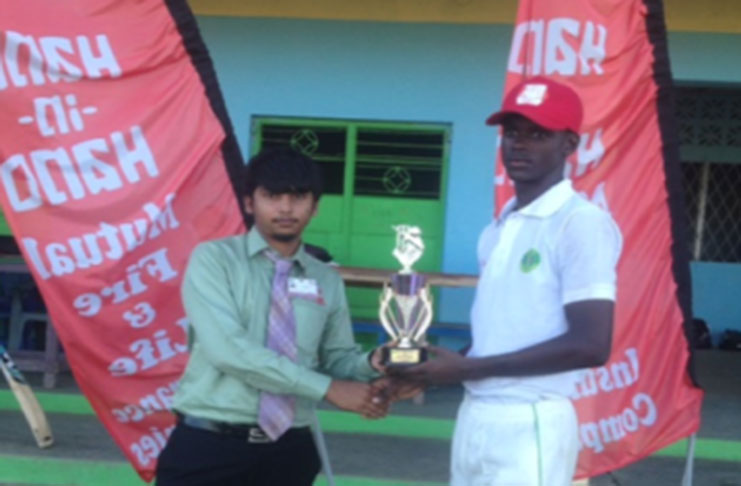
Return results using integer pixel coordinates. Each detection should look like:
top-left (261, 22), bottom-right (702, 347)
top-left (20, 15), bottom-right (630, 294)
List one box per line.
top-left (450, 394), bottom-right (579, 486)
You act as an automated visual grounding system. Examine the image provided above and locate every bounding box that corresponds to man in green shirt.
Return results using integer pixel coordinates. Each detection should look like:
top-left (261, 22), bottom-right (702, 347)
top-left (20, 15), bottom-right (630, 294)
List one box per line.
top-left (156, 148), bottom-right (387, 486)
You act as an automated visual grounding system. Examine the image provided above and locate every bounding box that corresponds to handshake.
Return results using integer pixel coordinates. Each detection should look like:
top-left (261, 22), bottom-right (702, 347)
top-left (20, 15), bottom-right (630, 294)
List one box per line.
top-left (324, 375), bottom-right (423, 419)
top-left (326, 346), bottom-right (468, 418)
top-left (324, 346), bottom-right (424, 419)
top-left (324, 344), bottom-right (469, 418)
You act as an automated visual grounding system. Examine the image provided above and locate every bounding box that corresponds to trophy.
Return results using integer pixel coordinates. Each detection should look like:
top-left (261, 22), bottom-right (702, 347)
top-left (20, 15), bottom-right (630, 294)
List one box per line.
top-left (379, 225), bottom-right (433, 366)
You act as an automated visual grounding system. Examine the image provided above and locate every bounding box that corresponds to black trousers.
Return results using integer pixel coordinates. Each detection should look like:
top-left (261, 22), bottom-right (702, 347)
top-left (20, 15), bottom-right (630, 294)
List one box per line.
top-left (155, 423), bottom-right (321, 486)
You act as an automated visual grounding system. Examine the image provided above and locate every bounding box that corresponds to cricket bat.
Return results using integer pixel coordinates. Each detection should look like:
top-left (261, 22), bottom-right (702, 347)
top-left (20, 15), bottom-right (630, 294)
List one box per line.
top-left (0, 343), bottom-right (54, 448)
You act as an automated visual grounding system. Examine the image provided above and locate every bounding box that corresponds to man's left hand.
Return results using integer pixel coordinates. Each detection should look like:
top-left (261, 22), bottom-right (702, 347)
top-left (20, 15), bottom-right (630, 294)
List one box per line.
top-left (390, 345), bottom-right (472, 385)
top-left (369, 345), bottom-right (387, 374)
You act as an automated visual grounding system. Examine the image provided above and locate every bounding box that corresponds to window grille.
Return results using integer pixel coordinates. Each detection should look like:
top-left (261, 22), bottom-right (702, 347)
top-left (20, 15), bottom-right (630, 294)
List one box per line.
top-left (253, 119), bottom-right (449, 200)
top-left (260, 124), bottom-right (347, 195)
top-left (354, 129), bottom-right (445, 199)
top-left (677, 86), bottom-right (741, 262)
top-left (681, 161), bottom-right (741, 262)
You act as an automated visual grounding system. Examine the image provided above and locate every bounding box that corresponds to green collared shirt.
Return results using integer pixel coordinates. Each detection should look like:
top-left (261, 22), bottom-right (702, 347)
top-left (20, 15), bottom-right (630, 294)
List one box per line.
top-left (173, 229), bottom-right (376, 426)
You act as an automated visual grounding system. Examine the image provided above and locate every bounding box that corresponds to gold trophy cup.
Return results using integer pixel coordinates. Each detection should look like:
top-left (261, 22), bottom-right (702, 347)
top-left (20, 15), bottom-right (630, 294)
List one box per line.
top-left (379, 225), bottom-right (433, 366)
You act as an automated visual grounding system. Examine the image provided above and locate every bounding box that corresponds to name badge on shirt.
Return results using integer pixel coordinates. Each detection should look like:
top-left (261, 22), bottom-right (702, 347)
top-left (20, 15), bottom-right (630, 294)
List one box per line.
top-left (288, 277), bottom-right (322, 304)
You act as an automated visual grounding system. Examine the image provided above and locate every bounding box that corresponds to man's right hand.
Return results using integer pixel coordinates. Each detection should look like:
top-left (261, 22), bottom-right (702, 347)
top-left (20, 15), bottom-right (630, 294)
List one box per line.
top-left (325, 380), bottom-right (389, 419)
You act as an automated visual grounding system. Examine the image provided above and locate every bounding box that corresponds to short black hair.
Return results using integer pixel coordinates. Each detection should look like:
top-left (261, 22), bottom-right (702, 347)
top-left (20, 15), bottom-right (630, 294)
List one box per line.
top-left (242, 147), bottom-right (323, 200)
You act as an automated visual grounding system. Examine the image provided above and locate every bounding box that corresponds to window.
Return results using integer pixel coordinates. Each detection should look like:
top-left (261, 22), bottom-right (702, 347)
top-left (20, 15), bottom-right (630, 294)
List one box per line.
top-left (354, 129), bottom-right (445, 199)
top-left (677, 86), bottom-right (741, 262)
top-left (251, 117), bottom-right (451, 318)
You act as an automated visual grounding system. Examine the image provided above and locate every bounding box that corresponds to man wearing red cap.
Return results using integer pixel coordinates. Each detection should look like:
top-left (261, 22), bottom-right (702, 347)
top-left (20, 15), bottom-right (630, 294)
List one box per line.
top-left (395, 77), bottom-right (622, 485)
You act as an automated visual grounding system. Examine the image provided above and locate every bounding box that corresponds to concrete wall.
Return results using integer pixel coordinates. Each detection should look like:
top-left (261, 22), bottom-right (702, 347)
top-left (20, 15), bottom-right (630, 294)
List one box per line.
top-left (670, 32), bottom-right (741, 83)
top-left (196, 17), bottom-right (508, 323)
top-left (196, 17), bottom-right (741, 337)
top-left (692, 262), bottom-right (741, 343)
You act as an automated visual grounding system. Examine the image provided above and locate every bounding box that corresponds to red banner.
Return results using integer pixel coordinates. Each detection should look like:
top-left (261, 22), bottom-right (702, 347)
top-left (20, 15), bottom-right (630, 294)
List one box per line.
top-left (0, 1), bottom-right (243, 480)
top-left (497, 0), bottom-right (703, 478)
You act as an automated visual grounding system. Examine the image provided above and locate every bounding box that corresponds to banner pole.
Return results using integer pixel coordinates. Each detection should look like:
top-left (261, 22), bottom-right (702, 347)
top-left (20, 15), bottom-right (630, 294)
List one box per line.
top-left (681, 434), bottom-right (696, 486)
top-left (311, 411), bottom-right (336, 486)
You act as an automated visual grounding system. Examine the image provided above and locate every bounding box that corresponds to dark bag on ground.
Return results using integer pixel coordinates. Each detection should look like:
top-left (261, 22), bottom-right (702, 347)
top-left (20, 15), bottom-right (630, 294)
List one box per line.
top-left (692, 318), bottom-right (712, 349)
top-left (718, 329), bottom-right (741, 351)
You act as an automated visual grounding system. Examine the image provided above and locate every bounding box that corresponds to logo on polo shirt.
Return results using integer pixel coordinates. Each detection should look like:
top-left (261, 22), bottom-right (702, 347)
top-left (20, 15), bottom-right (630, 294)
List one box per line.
top-left (520, 248), bottom-right (541, 273)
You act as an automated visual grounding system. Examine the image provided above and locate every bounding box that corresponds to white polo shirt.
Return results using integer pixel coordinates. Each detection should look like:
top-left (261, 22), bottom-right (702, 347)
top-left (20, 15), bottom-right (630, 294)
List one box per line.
top-left (465, 179), bottom-right (622, 402)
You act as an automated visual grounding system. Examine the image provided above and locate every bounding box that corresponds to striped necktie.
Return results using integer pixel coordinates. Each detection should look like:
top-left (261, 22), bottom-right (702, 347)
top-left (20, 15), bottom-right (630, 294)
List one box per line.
top-left (258, 251), bottom-right (297, 440)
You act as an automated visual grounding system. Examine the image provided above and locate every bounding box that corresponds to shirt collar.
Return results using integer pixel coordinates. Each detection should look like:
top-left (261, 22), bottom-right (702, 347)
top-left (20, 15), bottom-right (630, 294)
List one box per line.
top-left (502, 179), bottom-right (575, 220)
top-left (245, 229), bottom-right (310, 270)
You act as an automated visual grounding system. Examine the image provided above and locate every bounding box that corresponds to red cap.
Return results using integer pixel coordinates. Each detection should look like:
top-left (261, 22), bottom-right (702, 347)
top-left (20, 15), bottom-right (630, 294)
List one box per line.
top-left (485, 76), bottom-right (583, 133)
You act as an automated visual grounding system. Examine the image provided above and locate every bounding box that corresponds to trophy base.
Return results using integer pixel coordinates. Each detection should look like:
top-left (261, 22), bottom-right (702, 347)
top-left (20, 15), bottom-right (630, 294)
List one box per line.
top-left (381, 346), bottom-right (428, 367)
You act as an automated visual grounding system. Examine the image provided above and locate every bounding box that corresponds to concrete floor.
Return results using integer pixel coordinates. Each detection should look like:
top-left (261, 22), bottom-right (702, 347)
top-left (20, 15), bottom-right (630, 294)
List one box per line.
top-left (0, 349), bottom-right (739, 485)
